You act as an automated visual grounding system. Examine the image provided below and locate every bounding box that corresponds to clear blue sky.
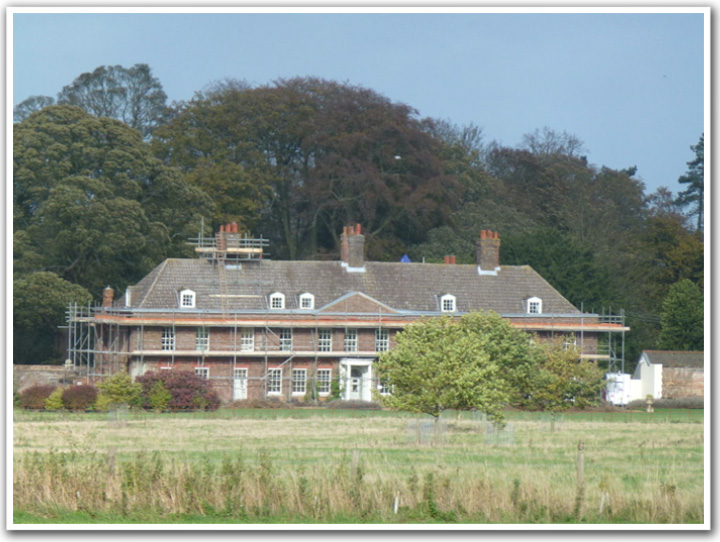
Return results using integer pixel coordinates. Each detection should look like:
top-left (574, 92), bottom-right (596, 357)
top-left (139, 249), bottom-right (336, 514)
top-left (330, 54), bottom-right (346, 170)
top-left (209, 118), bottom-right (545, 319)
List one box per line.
top-left (11, 9), bottom-right (706, 196)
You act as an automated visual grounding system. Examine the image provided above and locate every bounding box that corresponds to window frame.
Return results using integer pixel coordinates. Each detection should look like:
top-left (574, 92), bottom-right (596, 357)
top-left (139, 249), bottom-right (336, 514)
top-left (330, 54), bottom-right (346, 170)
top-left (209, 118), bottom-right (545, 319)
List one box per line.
top-left (195, 366), bottom-right (209, 379)
top-left (299, 293), bottom-right (315, 310)
top-left (292, 368), bottom-right (307, 395)
top-left (161, 327), bottom-right (175, 351)
top-left (440, 294), bottom-right (456, 313)
top-left (196, 327), bottom-right (210, 351)
top-left (344, 329), bottom-right (358, 352)
top-left (269, 292), bottom-right (285, 310)
top-left (267, 368), bottom-right (283, 395)
top-left (180, 289), bottom-right (196, 309)
top-left (375, 328), bottom-right (389, 352)
top-left (317, 369), bottom-right (332, 396)
top-left (527, 296), bottom-right (543, 315)
top-left (279, 328), bottom-right (293, 351)
top-left (240, 328), bottom-right (254, 352)
top-left (318, 329), bottom-right (333, 352)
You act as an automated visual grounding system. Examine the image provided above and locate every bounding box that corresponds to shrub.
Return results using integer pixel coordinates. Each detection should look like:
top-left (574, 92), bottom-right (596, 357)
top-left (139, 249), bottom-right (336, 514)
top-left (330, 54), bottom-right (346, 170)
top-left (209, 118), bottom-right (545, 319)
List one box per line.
top-left (136, 371), bottom-right (220, 411)
top-left (18, 385), bottom-right (56, 410)
top-left (325, 399), bottom-right (382, 410)
top-left (44, 388), bottom-right (65, 411)
top-left (228, 398), bottom-right (286, 409)
top-left (148, 381), bottom-right (172, 412)
top-left (95, 372), bottom-right (142, 411)
top-left (61, 384), bottom-right (98, 411)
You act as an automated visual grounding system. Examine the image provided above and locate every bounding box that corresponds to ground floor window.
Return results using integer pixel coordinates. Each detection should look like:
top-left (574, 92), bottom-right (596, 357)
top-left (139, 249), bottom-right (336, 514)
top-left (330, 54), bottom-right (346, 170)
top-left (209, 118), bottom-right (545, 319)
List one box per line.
top-left (317, 369), bottom-right (332, 395)
top-left (378, 378), bottom-right (393, 395)
top-left (292, 369), bottom-right (307, 395)
top-left (268, 368), bottom-right (282, 395)
top-left (195, 366), bottom-right (209, 379)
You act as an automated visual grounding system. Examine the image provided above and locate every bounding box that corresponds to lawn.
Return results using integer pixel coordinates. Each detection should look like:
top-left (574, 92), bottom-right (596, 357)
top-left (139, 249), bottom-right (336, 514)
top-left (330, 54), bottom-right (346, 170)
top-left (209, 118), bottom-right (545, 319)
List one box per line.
top-left (11, 408), bottom-right (705, 525)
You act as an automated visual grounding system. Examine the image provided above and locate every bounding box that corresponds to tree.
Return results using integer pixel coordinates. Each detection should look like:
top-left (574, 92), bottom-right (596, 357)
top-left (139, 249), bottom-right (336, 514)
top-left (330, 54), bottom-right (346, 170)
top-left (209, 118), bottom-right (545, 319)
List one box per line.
top-left (95, 372), bottom-right (143, 411)
top-left (13, 105), bottom-right (211, 293)
top-left (153, 77), bottom-right (458, 260)
top-left (56, 64), bottom-right (168, 138)
top-left (522, 339), bottom-right (605, 427)
top-left (676, 134), bottom-right (704, 232)
top-left (376, 312), bottom-right (540, 424)
top-left (13, 272), bottom-right (92, 365)
top-left (659, 279), bottom-right (704, 351)
top-left (501, 227), bottom-right (614, 311)
top-left (13, 95), bottom-right (55, 123)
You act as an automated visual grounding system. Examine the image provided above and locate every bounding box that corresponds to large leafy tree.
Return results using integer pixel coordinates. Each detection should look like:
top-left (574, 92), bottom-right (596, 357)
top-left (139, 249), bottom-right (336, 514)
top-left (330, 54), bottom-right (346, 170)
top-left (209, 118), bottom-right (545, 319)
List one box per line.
top-left (676, 134), bottom-right (704, 232)
top-left (55, 63), bottom-right (168, 138)
top-left (13, 105), bottom-right (211, 294)
top-left (13, 95), bottom-right (55, 123)
top-left (658, 279), bottom-right (704, 351)
top-left (153, 77), bottom-right (458, 259)
top-left (376, 312), bottom-right (540, 424)
top-left (13, 272), bottom-right (92, 364)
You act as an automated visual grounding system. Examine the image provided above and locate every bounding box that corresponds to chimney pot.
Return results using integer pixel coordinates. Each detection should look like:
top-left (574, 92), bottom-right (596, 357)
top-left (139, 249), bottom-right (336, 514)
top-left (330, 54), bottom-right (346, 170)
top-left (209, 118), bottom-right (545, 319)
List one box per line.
top-left (220, 224), bottom-right (225, 233)
top-left (355, 223), bottom-right (362, 235)
top-left (450, 255), bottom-right (456, 264)
top-left (444, 256), bottom-right (449, 264)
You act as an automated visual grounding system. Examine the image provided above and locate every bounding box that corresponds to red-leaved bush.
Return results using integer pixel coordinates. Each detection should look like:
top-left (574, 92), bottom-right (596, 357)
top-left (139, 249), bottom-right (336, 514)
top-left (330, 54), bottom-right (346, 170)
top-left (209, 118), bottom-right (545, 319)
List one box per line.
top-left (136, 370), bottom-right (220, 411)
top-left (61, 384), bottom-right (98, 411)
top-left (19, 385), bottom-right (57, 410)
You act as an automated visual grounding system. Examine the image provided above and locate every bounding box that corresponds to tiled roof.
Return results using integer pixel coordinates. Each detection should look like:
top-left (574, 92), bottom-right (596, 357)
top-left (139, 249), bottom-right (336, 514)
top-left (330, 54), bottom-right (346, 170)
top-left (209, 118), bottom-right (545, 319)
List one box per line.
top-left (643, 350), bottom-right (705, 369)
top-left (125, 258), bottom-right (580, 315)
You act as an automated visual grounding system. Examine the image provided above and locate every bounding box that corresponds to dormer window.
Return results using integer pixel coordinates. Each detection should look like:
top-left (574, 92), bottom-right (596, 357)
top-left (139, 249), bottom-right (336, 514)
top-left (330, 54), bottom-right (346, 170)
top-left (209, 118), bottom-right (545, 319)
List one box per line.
top-left (180, 289), bottom-right (196, 309)
top-left (440, 294), bottom-right (456, 313)
top-left (527, 297), bottom-right (542, 314)
top-left (299, 293), bottom-right (315, 310)
top-left (269, 292), bottom-right (285, 310)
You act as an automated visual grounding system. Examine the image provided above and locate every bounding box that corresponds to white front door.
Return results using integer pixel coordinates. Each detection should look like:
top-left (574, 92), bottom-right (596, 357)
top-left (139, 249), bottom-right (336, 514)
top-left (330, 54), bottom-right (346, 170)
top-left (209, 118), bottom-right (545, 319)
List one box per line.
top-left (233, 368), bottom-right (248, 400)
top-left (341, 359), bottom-right (373, 401)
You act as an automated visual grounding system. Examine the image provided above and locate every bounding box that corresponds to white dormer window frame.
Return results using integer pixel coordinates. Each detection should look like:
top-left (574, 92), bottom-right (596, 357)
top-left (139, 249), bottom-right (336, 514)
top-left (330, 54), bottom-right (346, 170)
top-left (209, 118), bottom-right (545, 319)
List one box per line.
top-left (527, 296), bottom-right (543, 315)
top-left (269, 292), bottom-right (285, 310)
top-left (180, 289), bottom-right (196, 309)
top-left (299, 292), bottom-right (315, 310)
top-left (440, 294), bottom-right (456, 313)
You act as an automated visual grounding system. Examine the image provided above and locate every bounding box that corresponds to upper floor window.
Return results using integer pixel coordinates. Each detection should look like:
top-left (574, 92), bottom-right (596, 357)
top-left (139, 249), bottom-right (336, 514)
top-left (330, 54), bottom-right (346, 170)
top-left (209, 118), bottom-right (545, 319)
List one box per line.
top-left (240, 328), bottom-right (254, 352)
top-left (527, 297), bottom-right (542, 315)
top-left (375, 329), bottom-right (389, 352)
top-left (196, 327), bottom-right (209, 351)
top-left (180, 289), bottom-right (196, 309)
top-left (440, 294), bottom-right (456, 313)
top-left (279, 329), bottom-right (293, 351)
top-left (318, 329), bottom-right (333, 352)
top-left (299, 293), bottom-right (315, 310)
top-left (344, 329), bottom-right (358, 352)
top-left (161, 328), bottom-right (175, 351)
top-left (269, 292), bottom-right (285, 310)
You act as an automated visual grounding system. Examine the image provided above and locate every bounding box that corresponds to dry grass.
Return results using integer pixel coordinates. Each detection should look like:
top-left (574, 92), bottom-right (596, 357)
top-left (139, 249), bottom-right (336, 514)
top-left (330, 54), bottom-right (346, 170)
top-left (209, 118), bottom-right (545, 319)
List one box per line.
top-left (12, 410), bottom-right (705, 524)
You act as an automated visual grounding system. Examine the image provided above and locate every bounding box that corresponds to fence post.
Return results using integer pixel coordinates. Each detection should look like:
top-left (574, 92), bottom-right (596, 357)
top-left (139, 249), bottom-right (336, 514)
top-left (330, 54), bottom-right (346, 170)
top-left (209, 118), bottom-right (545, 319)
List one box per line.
top-left (574, 441), bottom-right (585, 518)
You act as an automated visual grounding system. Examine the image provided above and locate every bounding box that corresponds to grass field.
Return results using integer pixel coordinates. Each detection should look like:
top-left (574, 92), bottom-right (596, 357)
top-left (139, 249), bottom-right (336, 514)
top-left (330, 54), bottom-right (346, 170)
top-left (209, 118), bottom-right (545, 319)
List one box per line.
top-left (11, 408), bottom-right (705, 525)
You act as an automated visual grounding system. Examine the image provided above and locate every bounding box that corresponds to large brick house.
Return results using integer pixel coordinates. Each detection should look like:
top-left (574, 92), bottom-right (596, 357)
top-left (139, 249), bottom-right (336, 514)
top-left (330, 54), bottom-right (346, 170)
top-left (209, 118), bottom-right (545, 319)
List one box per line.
top-left (67, 224), bottom-right (628, 403)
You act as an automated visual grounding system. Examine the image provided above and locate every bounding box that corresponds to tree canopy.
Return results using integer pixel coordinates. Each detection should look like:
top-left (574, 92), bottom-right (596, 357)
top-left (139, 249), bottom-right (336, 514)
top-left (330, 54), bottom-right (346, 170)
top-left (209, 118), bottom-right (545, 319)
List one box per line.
top-left (376, 312), bottom-right (540, 423)
top-left (12, 67), bottom-right (704, 367)
top-left (659, 279), bottom-right (704, 351)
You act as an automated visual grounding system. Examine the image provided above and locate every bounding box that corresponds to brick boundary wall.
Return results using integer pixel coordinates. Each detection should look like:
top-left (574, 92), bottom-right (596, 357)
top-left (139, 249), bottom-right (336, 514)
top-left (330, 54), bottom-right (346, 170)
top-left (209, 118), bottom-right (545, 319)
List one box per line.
top-left (13, 365), bottom-right (85, 393)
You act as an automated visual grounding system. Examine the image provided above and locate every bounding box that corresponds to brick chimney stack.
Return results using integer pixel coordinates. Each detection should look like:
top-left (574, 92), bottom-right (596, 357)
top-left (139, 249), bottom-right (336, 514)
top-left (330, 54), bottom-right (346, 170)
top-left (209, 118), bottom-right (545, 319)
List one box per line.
top-left (477, 230), bottom-right (501, 271)
top-left (102, 286), bottom-right (114, 308)
top-left (341, 223), bottom-right (365, 269)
